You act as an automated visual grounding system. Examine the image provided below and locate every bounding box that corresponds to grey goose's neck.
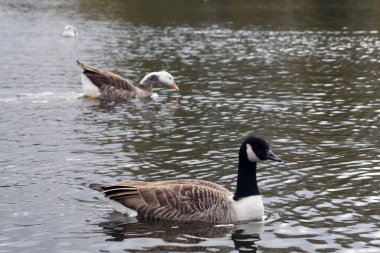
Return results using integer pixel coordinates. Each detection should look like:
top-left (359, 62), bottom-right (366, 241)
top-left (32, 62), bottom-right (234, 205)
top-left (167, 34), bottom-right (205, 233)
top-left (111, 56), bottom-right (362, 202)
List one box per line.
top-left (139, 73), bottom-right (158, 90)
top-left (233, 156), bottom-right (259, 201)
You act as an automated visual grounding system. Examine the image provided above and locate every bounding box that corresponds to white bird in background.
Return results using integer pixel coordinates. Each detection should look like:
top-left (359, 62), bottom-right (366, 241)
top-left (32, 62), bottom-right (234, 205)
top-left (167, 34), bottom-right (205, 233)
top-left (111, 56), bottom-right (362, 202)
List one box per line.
top-left (62, 25), bottom-right (78, 38)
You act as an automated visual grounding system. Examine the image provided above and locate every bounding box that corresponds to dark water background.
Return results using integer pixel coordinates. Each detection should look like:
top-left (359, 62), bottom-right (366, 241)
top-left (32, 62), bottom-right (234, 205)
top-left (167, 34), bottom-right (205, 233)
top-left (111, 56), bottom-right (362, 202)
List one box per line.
top-left (0, 0), bottom-right (379, 252)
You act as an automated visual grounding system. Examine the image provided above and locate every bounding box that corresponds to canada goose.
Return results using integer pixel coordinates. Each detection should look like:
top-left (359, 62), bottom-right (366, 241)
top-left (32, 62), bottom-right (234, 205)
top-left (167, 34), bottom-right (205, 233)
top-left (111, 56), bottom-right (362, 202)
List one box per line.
top-left (89, 136), bottom-right (281, 223)
top-left (77, 61), bottom-right (179, 100)
top-left (62, 25), bottom-right (78, 37)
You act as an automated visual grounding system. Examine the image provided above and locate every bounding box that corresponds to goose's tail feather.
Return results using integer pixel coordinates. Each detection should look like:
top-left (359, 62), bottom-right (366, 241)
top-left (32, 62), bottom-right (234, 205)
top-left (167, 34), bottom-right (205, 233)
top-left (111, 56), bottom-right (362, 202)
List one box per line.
top-left (77, 60), bottom-right (100, 73)
top-left (89, 183), bottom-right (104, 192)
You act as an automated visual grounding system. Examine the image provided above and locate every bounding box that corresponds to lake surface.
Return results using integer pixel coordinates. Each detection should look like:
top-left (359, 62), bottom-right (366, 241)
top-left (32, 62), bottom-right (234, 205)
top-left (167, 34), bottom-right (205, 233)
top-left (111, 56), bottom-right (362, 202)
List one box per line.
top-left (0, 0), bottom-right (379, 252)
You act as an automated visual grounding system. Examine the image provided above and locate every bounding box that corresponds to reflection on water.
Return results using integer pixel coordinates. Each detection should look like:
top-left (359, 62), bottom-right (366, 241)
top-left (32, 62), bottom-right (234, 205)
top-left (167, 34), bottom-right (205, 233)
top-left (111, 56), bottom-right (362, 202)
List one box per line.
top-left (96, 212), bottom-right (264, 252)
top-left (77, 0), bottom-right (380, 30)
top-left (0, 0), bottom-right (379, 252)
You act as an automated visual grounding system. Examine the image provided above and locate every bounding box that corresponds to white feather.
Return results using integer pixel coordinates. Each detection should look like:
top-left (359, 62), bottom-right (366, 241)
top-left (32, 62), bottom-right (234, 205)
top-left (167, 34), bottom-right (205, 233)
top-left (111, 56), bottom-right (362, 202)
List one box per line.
top-left (62, 25), bottom-right (78, 37)
top-left (150, 93), bottom-right (159, 99)
top-left (246, 144), bottom-right (262, 163)
top-left (81, 73), bottom-right (100, 97)
top-left (230, 195), bottom-right (264, 222)
top-left (108, 199), bottom-right (138, 217)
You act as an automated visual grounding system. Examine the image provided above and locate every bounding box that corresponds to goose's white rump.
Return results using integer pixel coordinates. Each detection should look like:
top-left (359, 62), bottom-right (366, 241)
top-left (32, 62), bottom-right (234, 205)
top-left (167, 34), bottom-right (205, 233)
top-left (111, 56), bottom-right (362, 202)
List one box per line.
top-left (81, 73), bottom-right (100, 97)
top-left (109, 199), bottom-right (138, 217)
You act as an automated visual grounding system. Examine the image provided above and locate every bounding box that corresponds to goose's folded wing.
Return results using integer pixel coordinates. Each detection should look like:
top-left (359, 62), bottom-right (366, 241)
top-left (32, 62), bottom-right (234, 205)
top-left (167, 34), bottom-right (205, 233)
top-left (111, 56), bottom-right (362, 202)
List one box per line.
top-left (97, 183), bottom-right (233, 222)
top-left (110, 179), bottom-right (231, 193)
top-left (173, 179), bottom-right (231, 194)
top-left (78, 61), bottom-right (137, 92)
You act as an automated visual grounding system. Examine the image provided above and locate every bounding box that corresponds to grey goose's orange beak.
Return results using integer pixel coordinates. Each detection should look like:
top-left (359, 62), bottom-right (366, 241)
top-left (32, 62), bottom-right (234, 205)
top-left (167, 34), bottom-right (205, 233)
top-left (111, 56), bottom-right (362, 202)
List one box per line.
top-left (170, 82), bottom-right (179, 91)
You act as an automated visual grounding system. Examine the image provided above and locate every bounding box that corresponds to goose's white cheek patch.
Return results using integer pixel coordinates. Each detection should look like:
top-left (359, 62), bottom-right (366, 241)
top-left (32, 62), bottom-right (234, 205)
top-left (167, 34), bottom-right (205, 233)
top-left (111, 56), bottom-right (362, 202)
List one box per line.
top-left (246, 144), bottom-right (261, 163)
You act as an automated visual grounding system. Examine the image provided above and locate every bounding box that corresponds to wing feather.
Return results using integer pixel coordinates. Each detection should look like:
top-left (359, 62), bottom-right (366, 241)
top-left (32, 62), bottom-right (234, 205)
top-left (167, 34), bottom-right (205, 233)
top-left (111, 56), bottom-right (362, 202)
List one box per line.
top-left (78, 61), bottom-right (138, 98)
top-left (111, 179), bottom-right (230, 193)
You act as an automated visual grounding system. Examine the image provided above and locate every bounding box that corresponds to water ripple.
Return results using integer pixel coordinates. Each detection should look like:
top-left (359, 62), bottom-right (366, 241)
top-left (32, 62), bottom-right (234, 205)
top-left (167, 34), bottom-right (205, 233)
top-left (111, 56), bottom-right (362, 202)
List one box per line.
top-left (0, 1), bottom-right (379, 252)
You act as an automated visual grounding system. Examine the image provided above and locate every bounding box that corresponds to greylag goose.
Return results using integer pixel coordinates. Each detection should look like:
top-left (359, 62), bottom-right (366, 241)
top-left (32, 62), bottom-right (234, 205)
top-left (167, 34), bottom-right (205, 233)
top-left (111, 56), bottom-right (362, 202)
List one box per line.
top-left (77, 61), bottom-right (178, 100)
top-left (89, 136), bottom-right (282, 223)
top-left (62, 25), bottom-right (78, 37)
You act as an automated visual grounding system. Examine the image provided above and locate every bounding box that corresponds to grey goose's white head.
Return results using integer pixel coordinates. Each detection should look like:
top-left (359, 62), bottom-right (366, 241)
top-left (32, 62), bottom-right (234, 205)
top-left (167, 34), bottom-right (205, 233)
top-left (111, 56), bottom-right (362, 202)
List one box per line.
top-left (139, 71), bottom-right (179, 90)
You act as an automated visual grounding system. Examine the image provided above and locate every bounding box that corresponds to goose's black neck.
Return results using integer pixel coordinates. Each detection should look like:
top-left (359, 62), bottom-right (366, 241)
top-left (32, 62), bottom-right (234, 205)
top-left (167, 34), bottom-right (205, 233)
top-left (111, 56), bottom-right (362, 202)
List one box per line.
top-left (233, 156), bottom-right (259, 201)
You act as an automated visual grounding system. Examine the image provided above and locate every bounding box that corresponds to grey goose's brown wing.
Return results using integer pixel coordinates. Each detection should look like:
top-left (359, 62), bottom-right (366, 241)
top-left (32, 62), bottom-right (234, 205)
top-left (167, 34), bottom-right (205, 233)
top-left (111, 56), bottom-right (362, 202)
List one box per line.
top-left (77, 61), bottom-right (138, 97)
top-left (90, 181), bottom-right (235, 223)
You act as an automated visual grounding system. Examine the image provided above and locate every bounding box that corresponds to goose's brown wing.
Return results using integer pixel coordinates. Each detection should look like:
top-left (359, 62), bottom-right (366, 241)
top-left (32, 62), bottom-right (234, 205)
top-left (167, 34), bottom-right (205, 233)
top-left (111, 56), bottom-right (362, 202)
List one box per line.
top-left (108, 179), bottom-right (231, 194)
top-left (90, 181), bottom-right (235, 223)
top-left (78, 61), bottom-right (138, 94)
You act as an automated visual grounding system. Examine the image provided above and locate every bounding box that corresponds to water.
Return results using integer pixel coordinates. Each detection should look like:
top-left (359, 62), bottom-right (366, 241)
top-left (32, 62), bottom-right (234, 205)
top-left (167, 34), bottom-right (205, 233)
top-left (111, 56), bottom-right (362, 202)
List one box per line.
top-left (0, 0), bottom-right (379, 252)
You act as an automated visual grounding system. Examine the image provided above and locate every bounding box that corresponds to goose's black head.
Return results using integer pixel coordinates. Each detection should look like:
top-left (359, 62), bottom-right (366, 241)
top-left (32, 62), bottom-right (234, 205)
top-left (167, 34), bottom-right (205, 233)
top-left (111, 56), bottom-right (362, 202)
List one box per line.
top-left (240, 136), bottom-right (282, 163)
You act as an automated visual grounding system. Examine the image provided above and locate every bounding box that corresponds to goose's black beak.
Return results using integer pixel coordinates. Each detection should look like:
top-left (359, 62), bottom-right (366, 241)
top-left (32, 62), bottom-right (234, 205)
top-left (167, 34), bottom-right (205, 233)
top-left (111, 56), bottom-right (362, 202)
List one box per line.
top-left (266, 150), bottom-right (282, 162)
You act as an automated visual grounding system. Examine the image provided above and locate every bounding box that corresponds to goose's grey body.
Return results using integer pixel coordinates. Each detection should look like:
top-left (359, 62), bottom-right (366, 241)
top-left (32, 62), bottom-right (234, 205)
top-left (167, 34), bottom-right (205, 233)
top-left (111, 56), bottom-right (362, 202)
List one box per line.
top-left (89, 136), bottom-right (281, 223)
top-left (77, 61), bottom-right (178, 100)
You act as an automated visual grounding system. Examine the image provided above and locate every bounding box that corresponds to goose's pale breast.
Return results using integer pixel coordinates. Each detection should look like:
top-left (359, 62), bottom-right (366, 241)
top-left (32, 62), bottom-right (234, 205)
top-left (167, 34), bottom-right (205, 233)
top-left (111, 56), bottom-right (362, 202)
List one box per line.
top-left (229, 195), bottom-right (264, 222)
top-left (134, 88), bottom-right (153, 98)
